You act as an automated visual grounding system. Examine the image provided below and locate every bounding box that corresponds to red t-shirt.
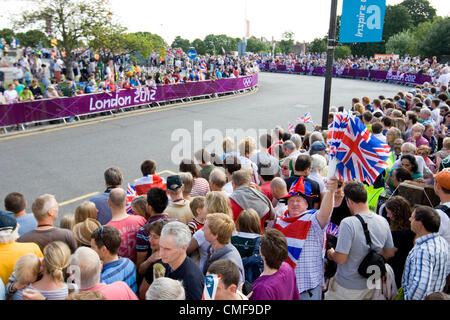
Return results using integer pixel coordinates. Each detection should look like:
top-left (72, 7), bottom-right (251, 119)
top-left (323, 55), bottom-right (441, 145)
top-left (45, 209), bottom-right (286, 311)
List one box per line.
top-left (260, 182), bottom-right (274, 201)
top-left (106, 215), bottom-right (146, 263)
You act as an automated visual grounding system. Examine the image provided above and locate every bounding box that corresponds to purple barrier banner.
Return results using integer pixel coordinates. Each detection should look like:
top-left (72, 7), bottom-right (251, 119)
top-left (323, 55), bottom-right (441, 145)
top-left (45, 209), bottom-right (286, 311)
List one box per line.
top-left (0, 74), bottom-right (258, 127)
top-left (258, 63), bottom-right (432, 85)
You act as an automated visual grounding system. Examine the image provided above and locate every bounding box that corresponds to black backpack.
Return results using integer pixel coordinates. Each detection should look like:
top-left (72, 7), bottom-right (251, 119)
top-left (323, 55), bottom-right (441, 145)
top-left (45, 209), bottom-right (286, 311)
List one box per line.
top-left (355, 215), bottom-right (387, 279)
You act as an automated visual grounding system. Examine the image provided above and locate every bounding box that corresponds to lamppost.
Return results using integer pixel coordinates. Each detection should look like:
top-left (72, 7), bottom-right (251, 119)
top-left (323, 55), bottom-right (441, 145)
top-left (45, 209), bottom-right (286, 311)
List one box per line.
top-left (321, 0), bottom-right (338, 130)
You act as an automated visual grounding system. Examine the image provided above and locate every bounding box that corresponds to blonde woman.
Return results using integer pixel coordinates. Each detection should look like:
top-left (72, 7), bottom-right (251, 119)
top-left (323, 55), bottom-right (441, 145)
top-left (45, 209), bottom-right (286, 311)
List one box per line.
top-left (15, 241), bottom-right (71, 300)
top-left (74, 201), bottom-right (98, 225)
top-left (187, 191), bottom-right (234, 271)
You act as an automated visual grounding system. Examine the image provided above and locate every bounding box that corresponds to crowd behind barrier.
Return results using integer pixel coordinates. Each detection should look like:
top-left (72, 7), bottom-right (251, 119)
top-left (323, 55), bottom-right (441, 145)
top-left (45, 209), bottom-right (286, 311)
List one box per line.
top-left (0, 74), bottom-right (258, 127)
top-left (1, 72), bottom-right (450, 301)
top-left (258, 63), bottom-right (433, 86)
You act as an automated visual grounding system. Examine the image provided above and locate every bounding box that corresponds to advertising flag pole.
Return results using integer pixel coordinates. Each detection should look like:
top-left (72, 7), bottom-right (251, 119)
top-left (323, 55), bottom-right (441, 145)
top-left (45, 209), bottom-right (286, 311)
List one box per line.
top-left (321, 0), bottom-right (338, 130)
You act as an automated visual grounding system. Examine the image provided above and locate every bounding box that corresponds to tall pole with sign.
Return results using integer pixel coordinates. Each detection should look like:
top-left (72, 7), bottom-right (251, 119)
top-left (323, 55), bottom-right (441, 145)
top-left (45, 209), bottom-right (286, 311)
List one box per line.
top-left (321, 0), bottom-right (338, 130)
top-left (321, 0), bottom-right (386, 130)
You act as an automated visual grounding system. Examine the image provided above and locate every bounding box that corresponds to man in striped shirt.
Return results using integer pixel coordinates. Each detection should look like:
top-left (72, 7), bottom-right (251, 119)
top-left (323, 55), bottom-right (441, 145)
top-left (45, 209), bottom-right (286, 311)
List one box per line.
top-left (402, 206), bottom-right (449, 300)
top-left (90, 225), bottom-right (138, 294)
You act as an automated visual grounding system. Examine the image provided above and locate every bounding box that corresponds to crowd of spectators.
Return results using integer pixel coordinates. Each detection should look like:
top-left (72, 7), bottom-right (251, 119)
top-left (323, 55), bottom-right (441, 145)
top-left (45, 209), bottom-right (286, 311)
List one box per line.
top-left (259, 52), bottom-right (450, 82)
top-left (1, 74), bottom-right (450, 301)
top-left (0, 47), bottom-right (260, 105)
top-left (1, 42), bottom-right (450, 300)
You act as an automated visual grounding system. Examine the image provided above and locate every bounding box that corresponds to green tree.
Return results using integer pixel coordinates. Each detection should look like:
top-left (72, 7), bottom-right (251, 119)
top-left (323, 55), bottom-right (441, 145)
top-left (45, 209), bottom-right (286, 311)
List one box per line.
top-left (334, 45), bottom-right (352, 59)
top-left (16, 0), bottom-right (119, 79)
top-left (246, 37), bottom-right (268, 53)
top-left (0, 28), bottom-right (15, 44)
top-left (415, 16), bottom-right (450, 59)
top-left (203, 34), bottom-right (238, 55)
top-left (15, 30), bottom-right (50, 48)
top-left (191, 38), bottom-right (206, 55)
top-left (385, 30), bottom-right (416, 56)
top-left (171, 36), bottom-right (190, 52)
top-left (278, 31), bottom-right (295, 54)
top-left (400, 0), bottom-right (436, 26)
top-left (309, 37), bottom-right (327, 53)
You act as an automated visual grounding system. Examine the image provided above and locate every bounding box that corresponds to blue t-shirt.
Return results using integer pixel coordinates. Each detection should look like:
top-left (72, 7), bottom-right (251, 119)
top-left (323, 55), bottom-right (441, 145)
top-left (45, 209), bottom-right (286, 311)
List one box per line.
top-left (16, 213), bottom-right (38, 236)
top-left (101, 257), bottom-right (137, 294)
top-left (90, 191), bottom-right (112, 225)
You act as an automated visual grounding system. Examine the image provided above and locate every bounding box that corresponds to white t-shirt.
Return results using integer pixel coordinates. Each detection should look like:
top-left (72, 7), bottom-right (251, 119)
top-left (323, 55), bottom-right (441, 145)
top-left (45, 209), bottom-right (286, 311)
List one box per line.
top-left (193, 229), bottom-right (210, 272)
top-left (435, 202), bottom-right (450, 246)
top-left (4, 89), bottom-right (18, 103)
top-left (223, 181), bottom-right (233, 196)
top-left (437, 73), bottom-right (450, 87)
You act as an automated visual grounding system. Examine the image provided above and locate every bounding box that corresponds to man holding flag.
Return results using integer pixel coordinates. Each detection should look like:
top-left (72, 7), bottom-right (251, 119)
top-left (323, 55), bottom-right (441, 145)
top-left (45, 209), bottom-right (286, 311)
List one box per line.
top-left (274, 176), bottom-right (338, 300)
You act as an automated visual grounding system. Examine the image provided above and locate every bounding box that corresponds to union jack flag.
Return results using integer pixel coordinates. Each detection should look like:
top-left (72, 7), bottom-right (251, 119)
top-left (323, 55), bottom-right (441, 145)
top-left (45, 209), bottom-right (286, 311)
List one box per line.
top-left (287, 63), bottom-right (295, 72)
top-left (297, 113), bottom-right (313, 124)
top-left (328, 112), bottom-right (391, 185)
top-left (288, 123), bottom-right (295, 134)
top-left (326, 222), bottom-right (339, 237)
top-left (274, 210), bottom-right (315, 269)
top-left (199, 62), bottom-right (207, 73)
top-left (126, 183), bottom-right (137, 214)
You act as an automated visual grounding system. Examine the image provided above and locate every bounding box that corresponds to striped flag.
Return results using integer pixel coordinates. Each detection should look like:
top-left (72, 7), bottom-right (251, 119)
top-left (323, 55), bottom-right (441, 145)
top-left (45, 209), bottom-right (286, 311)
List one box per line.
top-left (328, 112), bottom-right (391, 185)
top-left (126, 184), bottom-right (137, 214)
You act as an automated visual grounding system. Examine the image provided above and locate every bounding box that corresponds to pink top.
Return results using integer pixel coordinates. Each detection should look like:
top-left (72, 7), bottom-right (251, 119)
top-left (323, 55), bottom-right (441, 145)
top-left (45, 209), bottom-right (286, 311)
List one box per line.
top-left (86, 282), bottom-right (138, 300)
top-left (407, 136), bottom-right (429, 148)
top-left (107, 215), bottom-right (146, 263)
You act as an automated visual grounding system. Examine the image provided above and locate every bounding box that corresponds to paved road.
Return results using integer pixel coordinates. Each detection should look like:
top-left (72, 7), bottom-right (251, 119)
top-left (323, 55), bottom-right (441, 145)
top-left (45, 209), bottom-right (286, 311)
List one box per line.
top-left (0, 72), bottom-right (409, 222)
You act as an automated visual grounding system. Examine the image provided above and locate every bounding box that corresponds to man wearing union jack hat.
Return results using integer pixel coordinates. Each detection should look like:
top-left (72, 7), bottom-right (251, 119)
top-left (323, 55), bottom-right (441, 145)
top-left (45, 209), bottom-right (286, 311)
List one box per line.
top-left (273, 176), bottom-right (338, 300)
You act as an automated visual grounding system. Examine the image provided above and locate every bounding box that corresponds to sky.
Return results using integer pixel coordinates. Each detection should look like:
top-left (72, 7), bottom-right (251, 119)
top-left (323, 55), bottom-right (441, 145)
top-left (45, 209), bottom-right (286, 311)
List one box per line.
top-left (1, 0), bottom-right (449, 44)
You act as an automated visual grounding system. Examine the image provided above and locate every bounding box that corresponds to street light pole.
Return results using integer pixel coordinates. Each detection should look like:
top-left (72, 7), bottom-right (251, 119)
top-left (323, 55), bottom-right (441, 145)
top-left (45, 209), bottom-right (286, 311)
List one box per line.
top-left (321, 0), bottom-right (338, 130)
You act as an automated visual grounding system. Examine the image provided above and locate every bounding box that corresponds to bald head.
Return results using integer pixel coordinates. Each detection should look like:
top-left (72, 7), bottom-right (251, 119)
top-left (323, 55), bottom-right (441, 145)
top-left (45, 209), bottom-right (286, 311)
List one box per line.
top-left (70, 247), bottom-right (102, 290)
top-left (108, 188), bottom-right (127, 209)
top-left (271, 177), bottom-right (288, 200)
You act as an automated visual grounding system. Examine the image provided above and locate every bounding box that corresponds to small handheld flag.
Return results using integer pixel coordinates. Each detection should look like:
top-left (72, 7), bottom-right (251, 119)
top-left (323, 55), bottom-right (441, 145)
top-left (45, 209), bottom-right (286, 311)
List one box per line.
top-left (126, 184), bottom-right (137, 214)
top-left (202, 274), bottom-right (221, 300)
top-left (297, 113), bottom-right (313, 124)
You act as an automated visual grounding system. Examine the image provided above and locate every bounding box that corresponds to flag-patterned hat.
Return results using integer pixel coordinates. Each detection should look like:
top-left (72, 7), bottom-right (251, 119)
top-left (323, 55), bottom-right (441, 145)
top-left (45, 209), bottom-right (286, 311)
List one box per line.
top-left (281, 176), bottom-right (318, 200)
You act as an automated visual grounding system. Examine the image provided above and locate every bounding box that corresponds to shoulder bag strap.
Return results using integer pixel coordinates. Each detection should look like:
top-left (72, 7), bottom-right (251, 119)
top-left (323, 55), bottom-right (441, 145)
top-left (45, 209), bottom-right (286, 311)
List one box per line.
top-left (355, 214), bottom-right (373, 248)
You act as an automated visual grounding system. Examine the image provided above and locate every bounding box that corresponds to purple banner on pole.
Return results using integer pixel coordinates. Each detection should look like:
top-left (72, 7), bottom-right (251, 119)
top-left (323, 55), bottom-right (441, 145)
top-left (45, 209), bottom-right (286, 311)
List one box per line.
top-left (258, 63), bottom-right (432, 85)
top-left (0, 74), bottom-right (258, 127)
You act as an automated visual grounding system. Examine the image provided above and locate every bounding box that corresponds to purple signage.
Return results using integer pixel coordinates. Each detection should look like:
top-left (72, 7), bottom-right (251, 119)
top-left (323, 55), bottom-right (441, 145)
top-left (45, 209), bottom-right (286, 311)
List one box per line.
top-left (258, 63), bottom-right (432, 85)
top-left (0, 74), bottom-right (258, 127)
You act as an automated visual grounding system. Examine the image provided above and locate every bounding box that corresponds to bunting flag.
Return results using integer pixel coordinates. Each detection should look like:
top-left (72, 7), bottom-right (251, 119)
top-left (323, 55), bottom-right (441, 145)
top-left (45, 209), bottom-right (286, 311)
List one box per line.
top-left (202, 274), bottom-right (221, 300)
top-left (126, 183), bottom-right (137, 214)
top-left (328, 112), bottom-right (391, 185)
